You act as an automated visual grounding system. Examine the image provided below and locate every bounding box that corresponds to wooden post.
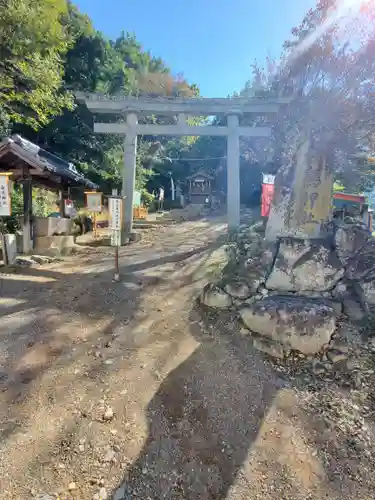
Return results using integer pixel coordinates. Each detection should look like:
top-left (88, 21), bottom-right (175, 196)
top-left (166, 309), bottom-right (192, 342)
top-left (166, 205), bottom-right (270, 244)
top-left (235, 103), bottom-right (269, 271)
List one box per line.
top-left (59, 188), bottom-right (66, 218)
top-left (22, 173), bottom-right (33, 253)
top-left (93, 212), bottom-right (97, 239)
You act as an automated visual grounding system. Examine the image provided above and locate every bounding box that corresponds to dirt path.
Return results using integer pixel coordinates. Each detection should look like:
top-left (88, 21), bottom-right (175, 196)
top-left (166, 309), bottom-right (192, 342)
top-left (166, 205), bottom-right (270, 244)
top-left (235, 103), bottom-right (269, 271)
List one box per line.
top-left (0, 218), bottom-right (374, 500)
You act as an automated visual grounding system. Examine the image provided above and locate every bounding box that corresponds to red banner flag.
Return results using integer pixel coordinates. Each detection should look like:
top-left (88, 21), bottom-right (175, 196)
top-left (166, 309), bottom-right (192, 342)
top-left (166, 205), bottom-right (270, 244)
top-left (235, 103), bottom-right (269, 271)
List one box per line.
top-left (261, 183), bottom-right (275, 217)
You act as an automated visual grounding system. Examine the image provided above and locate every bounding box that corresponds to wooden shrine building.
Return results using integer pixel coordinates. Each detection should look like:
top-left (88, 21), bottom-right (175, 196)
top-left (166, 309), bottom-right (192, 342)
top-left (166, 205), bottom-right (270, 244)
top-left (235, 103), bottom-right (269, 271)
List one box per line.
top-left (186, 170), bottom-right (214, 205)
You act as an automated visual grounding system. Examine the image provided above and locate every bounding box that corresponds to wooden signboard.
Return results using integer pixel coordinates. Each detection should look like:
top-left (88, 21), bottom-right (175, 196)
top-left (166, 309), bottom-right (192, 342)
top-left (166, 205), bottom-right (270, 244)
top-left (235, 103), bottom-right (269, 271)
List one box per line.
top-left (108, 196), bottom-right (124, 247)
top-left (85, 191), bottom-right (102, 213)
top-left (0, 173), bottom-right (12, 216)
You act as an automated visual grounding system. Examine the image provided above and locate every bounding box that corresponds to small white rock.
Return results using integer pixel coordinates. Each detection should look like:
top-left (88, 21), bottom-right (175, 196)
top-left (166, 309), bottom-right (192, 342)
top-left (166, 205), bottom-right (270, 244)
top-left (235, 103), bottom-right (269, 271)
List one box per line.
top-left (99, 487), bottom-right (108, 499)
top-left (103, 449), bottom-right (116, 463)
top-left (103, 407), bottom-right (114, 421)
top-left (239, 327), bottom-right (250, 336)
top-left (68, 482), bottom-right (77, 491)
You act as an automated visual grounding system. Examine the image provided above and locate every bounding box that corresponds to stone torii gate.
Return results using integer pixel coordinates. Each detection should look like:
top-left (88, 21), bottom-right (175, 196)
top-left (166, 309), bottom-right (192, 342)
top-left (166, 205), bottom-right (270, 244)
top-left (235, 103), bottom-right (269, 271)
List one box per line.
top-left (77, 93), bottom-right (289, 239)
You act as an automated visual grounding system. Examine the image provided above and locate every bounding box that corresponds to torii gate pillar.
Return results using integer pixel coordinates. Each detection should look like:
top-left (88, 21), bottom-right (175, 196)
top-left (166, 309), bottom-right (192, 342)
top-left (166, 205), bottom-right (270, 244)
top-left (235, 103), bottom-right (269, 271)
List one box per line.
top-left (123, 113), bottom-right (138, 238)
top-left (226, 113), bottom-right (241, 231)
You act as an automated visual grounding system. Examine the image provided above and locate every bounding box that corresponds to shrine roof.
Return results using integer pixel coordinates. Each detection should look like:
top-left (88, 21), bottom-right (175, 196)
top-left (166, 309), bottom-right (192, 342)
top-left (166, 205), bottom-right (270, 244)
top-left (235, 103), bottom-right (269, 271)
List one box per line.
top-left (0, 135), bottom-right (98, 190)
top-left (186, 170), bottom-right (214, 180)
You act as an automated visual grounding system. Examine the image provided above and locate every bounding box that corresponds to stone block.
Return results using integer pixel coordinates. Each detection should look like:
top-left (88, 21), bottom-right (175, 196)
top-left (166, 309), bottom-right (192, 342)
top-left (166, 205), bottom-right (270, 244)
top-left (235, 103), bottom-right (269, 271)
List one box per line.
top-left (361, 281), bottom-right (375, 306)
top-left (345, 239), bottom-right (375, 281)
top-left (334, 222), bottom-right (371, 263)
top-left (1, 233), bottom-right (17, 265)
top-left (266, 237), bottom-right (344, 292)
top-left (239, 295), bottom-right (336, 355)
top-left (231, 238), bottom-right (277, 293)
top-left (224, 281), bottom-right (251, 300)
top-left (34, 235), bottom-right (76, 256)
top-left (34, 216), bottom-right (74, 237)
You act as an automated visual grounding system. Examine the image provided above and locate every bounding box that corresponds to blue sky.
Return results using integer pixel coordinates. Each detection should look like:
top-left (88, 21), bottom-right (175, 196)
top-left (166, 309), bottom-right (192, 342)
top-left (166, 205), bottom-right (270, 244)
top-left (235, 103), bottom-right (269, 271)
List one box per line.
top-left (75, 0), bottom-right (313, 97)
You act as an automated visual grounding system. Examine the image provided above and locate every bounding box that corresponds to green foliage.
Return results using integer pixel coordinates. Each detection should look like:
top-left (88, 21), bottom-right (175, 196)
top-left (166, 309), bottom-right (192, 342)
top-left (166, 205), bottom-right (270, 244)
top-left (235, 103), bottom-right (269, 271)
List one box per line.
top-left (1, 185), bottom-right (23, 233)
top-left (5, 3), bottom-right (201, 198)
top-left (140, 189), bottom-right (155, 207)
top-left (11, 185), bottom-right (23, 216)
top-left (333, 182), bottom-right (345, 192)
top-left (1, 185), bottom-right (56, 233)
top-left (0, 0), bottom-right (74, 129)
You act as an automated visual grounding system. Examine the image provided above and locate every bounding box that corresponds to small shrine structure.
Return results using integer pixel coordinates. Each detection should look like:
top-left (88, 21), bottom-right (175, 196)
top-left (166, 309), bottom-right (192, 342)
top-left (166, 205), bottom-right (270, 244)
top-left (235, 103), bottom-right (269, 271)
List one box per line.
top-left (186, 170), bottom-right (213, 205)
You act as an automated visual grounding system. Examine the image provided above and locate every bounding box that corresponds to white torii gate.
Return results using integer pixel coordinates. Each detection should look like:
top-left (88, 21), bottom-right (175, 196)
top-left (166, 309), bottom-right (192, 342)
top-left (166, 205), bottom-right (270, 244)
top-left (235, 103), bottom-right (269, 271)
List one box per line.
top-left (77, 93), bottom-right (288, 237)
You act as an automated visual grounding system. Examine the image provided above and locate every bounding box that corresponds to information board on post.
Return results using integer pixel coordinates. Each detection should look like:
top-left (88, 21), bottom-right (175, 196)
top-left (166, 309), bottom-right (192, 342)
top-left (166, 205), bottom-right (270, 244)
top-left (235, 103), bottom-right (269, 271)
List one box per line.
top-left (109, 196), bottom-right (124, 247)
top-left (85, 191), bottom-right (102, 213)
top-left (0, 173), bottom-right (12, 217)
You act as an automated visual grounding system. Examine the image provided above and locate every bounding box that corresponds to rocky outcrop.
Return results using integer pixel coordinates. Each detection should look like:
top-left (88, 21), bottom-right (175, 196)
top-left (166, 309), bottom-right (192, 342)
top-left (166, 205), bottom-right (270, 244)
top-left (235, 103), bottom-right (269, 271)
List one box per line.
top-left (239, 296), bottom-right (336, 355)
top-left (221, 228), bottom-right (277, 294)
top-left (200, 218), bottom-right (375, 360)
top-left (266, 238), bottom-right (344, 292)
top-left (346, 239), bottom-right (375, 281)
top-left (334, 222), bottom-right (371, 263)
top-left (361, 281), bottom-right (375, 306)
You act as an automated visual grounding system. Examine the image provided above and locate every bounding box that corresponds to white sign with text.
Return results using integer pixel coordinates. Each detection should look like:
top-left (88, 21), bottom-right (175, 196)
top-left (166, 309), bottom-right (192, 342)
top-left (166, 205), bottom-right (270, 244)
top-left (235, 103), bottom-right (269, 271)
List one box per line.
top-left (0, 174), bottom-right (11, 216)
top-left (109, 196), bottom-right (124, 246)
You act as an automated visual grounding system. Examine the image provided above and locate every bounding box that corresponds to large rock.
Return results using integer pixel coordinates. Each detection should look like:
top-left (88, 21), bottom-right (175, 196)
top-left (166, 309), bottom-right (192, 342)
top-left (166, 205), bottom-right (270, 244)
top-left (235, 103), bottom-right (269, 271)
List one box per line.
top-left (239, 295), bottom-right (336, 355)
top-left (342, 299), bottom-right (366, 322)
top-left (345, 239), bottom-right (375, 282)
top-left (332, 279), bottom-right (366, 320)
top-left (200, 284), bottom-right (232, 309)
top-left (224, 280), bottom-right (251, 300)
top-left (334, 222), bottom-right (371, 263)
top-left (361, 281), bottom-right (375, 306)
top-left (266, 237), bottom-right (344, 292)
top-left (222, 234), bottom-right (277, 294)
top-left (242, 239), bottom-right (277, 291)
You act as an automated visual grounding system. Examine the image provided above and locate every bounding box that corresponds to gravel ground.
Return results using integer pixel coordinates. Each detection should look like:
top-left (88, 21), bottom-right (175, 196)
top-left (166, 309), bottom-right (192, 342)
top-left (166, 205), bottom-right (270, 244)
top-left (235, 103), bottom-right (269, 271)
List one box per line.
top-left (0, 217), bottom-right (374, 500)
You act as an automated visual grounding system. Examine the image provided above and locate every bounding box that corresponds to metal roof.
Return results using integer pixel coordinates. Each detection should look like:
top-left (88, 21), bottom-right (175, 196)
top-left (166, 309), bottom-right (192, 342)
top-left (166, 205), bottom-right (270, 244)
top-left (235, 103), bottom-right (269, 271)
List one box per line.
top-left (0, 135), bottom-right (98, 189)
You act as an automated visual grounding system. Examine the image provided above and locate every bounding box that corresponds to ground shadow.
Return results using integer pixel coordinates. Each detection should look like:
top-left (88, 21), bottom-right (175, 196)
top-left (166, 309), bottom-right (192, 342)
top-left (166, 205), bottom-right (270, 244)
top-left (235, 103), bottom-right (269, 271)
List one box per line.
top-left (0, 223), bottom-right (227, 442)
top-left (112, 304), bottom-right (283, 500)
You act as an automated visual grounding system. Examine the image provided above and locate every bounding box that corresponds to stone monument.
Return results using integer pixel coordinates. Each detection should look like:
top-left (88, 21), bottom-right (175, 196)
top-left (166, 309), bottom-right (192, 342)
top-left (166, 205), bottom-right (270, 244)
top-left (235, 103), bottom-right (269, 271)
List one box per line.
top-left (266, 135), bottom-right (333, 241)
